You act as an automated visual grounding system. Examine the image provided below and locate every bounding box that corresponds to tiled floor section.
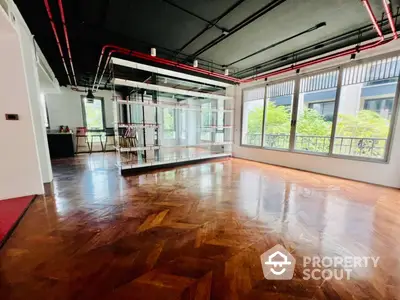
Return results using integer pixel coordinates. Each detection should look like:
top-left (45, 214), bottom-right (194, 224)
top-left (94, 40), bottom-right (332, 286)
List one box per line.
top-left (0, 153), bottom-right (399, 299)
top-left (0, 196), bottom-right (35, 245)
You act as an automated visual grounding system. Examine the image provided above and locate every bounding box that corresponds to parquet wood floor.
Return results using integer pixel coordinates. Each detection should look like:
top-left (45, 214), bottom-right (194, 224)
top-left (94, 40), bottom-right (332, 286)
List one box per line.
top-left (0, 153), bottom-right (399, 299)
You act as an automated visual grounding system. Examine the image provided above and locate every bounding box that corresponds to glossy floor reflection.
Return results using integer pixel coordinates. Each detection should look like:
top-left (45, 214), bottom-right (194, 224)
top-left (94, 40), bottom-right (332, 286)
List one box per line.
top-left (0, 153), bottom-right (399, 299)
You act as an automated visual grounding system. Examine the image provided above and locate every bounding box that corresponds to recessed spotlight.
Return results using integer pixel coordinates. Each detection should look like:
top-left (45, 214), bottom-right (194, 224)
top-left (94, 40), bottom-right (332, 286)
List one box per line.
top-left (222, 30), bottom-right (229, 35)
top-left (224, 68), bottom-right (229, 76)
top-left (151, 48), bottom-right (156, 57)
top-left (193, 60), bottom-right (198, 67)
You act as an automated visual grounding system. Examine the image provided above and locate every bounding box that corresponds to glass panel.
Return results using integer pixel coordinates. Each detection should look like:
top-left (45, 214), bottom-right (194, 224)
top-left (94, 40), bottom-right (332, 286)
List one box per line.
top-left (83, 98), bottom-right (104, 130)
top-left (295, 71), bottom-right (339, 153)
top-left (333, 76), bottom-right (397, 159)
top-left (163, 108), bottom-right (176, 139)
top-left (216, 99), bottom-right (225, 143)
top-left (242, 87), bottom-right (265, 146)
top-left (263, 80), bottom-right (294, 149)
top-left (201, 102), bottom-right (213, 141)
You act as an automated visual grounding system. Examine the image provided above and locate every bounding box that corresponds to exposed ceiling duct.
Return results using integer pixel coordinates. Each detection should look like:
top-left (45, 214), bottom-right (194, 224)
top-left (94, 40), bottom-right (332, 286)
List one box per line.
top-left (42, 0), bottom-right (398, 88)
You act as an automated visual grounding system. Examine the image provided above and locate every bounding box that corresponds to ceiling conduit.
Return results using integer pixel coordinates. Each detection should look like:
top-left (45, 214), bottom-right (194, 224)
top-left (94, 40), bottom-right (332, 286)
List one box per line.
top-left (57, 0), bottom-right (78, 86)
top-left (89, 0), bottom-right (397, 89)
top-left (43, 0), bottom-right (72, 86)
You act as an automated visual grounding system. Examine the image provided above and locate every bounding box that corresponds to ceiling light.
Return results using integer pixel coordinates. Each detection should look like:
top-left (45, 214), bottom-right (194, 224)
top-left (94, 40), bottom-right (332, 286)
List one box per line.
top-left (224, 68), bottom-right (229, 76)
top-left (151, 48), bottom-right (157, 57)
top-left (193, 59), bottom-right (198, 68)
top-left (86, 89), bottom-right (95, 103)
top-left (222, 30), bottom-right (229, 35)
top-left (350, 53), bottom-right (356, 60)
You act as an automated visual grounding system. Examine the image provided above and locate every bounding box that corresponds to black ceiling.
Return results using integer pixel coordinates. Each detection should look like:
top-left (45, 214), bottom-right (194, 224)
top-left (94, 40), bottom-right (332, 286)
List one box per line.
top-left (14, 0), bottom-right (400, 88)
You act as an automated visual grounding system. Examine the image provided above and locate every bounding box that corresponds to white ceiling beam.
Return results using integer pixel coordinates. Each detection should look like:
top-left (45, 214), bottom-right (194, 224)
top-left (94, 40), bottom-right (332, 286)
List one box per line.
top-left (113, 78), bottom-right (233, 100)
top-left (111, 57), bottom-right (232, 88)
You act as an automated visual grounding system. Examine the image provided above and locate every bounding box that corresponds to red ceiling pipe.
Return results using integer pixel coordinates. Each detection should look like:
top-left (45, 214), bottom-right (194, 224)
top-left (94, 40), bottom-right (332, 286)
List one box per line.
top-left (92, 44), bottom-right (241, 90)
top-left (57, 0), bottom-right (77, 86)
top-left (241, 0), bottom-right (395, 83)
top-left (43, 0), bottom-right (72, 85)
top-left (94, 49), bottom-right (118, 91)
top-left (362, 0), bottom-right (384, 39)
top-left (383, 0), bottom-right (398, 39)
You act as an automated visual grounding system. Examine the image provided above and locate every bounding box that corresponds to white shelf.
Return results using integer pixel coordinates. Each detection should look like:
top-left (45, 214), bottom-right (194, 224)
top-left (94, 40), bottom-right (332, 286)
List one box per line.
top-left (113, 78), bottom-right (232, 101)
top-left (115, 142), bottom-right (232, 152)
top-left (119, 153), bottom-right (231, 170)
top-left (116, 99), bottom-right (233, 113)
top-left (117, 123), bottom-right (160, 129)
top-left (111, 58), bottom-right (232, 88)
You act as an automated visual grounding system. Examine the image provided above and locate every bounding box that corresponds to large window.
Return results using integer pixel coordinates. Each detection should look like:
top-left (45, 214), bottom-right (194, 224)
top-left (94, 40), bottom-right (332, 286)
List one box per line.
top-left (241, 55), bottom-right (400, 162)
top-left (242, 87), bottom-right (265, 146)
top-left (82, 97), bottom-right (105, 130)
top-left (333, 59), bottom-right (399, 159)
top-left (295, 71), bottom-right (338, 154)
top-left (263, 80), bottom-right (294, 150)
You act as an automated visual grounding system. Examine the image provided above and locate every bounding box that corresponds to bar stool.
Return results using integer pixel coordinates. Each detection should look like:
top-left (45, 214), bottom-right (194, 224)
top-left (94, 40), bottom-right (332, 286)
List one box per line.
top-left (104, 127), bottom-right (116, 152)
top-left (87, 129), bottom-right (104, 153)
top-left (75, 127), bottom-right (90, 153)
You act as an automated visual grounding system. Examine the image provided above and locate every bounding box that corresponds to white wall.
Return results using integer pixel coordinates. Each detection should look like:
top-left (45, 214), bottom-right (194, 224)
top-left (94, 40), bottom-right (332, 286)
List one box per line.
top-left (232, 45), bottom-right (400, 188)
top-left (0, 26), bottom-right (44, 199)
top-left (16, 8), bottom-right (53, 184)
top-left (46, 87), bottom-right (117, 130)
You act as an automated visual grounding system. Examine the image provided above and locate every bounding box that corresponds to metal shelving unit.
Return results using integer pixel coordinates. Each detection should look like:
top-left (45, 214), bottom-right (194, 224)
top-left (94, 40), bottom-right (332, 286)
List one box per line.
top-left (110, 59), bottom-right (234, 174)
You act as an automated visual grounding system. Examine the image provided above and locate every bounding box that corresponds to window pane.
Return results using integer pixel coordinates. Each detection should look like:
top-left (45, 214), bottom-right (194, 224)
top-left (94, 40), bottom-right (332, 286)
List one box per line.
top-left (84, 98), bottom-right (104, 130)
top-left (295, 71), bottom-right (339, 153)
top-left (333, 74), bottom-right (398, 159)
top-left (242, 87), bottom-right (265, 146)
top-left (263, 80), bottom-right (294, 149)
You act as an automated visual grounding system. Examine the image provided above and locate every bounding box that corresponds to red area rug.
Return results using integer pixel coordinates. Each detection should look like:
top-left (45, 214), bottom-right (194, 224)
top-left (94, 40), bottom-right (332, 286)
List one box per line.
top-left (0, 195), bottom-right (35, 247)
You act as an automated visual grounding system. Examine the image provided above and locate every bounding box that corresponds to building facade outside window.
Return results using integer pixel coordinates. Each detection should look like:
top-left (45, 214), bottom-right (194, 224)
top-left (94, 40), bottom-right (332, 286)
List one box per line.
top-left (308, 101), bottom-right (335, 121)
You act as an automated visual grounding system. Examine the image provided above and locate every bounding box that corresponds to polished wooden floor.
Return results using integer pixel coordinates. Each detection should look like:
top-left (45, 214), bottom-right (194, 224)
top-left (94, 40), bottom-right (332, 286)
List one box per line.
top-left (0, 153), bottom-right (399, 299)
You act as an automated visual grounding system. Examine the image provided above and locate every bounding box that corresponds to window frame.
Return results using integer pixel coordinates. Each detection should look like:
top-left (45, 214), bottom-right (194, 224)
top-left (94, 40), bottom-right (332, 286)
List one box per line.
top-left (262, 78), bottom-right (296, 150)
top-left (80, 96), bottom-right (106, 130)
top-left (240, 51), bottom-right (400, 164)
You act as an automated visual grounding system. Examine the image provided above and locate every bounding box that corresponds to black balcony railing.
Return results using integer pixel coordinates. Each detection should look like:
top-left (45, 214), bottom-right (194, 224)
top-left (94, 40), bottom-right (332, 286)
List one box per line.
top-left (243, 133), bottom-right (387, 159)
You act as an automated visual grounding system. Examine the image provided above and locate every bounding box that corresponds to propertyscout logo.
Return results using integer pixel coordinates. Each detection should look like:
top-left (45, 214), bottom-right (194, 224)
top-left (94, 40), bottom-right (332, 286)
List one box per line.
top-left (260, 245), bottom-right (379, 281)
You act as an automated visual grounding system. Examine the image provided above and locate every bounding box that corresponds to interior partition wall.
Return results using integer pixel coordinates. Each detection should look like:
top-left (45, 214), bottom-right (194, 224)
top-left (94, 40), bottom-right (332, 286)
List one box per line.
top-left (240, 52), bottom-right (400, 163)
